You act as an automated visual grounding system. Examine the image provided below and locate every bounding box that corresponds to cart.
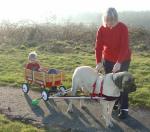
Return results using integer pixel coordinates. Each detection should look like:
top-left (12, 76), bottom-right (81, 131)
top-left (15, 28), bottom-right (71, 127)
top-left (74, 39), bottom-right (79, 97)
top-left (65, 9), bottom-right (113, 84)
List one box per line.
top-left (22, 68), bottom-right (105, 106)
top-left (22, 68), bottom-right (66, 101)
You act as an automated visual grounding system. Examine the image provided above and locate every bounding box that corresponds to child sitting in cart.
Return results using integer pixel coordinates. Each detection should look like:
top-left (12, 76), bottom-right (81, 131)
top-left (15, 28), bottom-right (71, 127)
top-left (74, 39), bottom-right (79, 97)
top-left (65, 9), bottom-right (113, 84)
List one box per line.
top-left (26, 51), bottom-right (41, 71)
top-left (26, 51), bottom-right (60, 74)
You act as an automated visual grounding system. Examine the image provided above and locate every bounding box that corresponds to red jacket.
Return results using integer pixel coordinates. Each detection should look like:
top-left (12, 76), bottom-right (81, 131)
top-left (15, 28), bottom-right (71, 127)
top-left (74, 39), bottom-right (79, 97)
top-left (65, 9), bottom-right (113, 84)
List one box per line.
top-left (95, 22), bottom-right (131, 64)
top-left (26, 62), bottom-right (40, 71)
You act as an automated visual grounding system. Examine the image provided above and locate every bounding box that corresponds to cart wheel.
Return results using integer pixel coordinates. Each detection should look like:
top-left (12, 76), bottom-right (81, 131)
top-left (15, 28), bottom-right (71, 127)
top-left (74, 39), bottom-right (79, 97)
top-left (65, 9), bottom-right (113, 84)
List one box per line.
top-left (22, 83), bottom-right (29, 93)
top-left (41, 90), bottom-right (49, 101)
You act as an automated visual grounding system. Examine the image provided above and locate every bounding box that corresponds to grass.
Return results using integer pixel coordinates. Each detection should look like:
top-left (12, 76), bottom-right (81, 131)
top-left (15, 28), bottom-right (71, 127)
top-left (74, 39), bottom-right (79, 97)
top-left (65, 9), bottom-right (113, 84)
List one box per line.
top-left (0, 46), bottom-right (150, 131)
top-left (0, 48), bottom-right (95, 88)
top-left (0, 114), bottom-right (66, 132)
top-left (0, 48), bottom-right (150, 108)
top-left (129, 52), bottom-right (150, 108)
top-left (0, 22), bottom-right (150, 131)
top-left (0, 114), bottom-right (45, 132)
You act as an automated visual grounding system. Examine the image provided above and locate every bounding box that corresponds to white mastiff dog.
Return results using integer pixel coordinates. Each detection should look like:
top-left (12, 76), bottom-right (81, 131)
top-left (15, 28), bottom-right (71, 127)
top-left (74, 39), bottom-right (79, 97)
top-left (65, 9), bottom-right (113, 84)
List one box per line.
top-left (67, 66), bottom-right (136, 127)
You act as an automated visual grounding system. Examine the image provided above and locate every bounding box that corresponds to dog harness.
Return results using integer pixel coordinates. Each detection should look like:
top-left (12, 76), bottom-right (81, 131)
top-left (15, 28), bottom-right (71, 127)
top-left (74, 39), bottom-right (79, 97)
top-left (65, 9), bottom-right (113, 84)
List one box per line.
top-left (91, 75), bottom-right (119, 101)
top-left (91, 79), bottom-right (103, 97)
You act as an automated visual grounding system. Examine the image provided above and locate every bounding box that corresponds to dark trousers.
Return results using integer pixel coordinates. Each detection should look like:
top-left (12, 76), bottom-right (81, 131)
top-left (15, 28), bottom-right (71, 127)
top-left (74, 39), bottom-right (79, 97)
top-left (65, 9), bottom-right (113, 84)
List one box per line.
top-left (102, 59), bottom-right (130, 109)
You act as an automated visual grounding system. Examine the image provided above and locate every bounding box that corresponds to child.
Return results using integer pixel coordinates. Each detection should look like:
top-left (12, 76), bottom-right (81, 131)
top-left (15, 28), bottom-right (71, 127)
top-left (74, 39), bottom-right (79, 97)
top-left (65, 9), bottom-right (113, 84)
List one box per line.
top-left (26, 51), bottom-right (59, 74)
top-left (26, 51), bottom-right (40, 71)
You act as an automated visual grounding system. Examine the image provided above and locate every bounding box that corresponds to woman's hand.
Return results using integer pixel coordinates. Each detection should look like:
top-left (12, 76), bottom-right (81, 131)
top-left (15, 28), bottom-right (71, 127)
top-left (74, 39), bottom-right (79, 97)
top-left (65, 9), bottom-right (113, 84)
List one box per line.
top-left (112, 62), bottom-right (121, 73)
top-left (95, 62), bottom-right (103, 72)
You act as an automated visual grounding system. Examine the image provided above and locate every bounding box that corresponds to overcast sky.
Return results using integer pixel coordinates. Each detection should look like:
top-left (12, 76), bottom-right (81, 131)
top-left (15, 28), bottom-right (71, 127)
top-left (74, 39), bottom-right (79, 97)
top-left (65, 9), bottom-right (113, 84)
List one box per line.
top-left (0, 0), bottom-right (149, 22)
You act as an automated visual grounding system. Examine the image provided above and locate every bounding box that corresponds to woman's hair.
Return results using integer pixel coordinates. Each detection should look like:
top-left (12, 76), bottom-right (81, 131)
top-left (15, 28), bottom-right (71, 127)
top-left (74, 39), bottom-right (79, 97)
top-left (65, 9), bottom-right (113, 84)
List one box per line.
top-left (102, 7), bottom-right (118, 27)
top-left (28, 51), bottom-right (37, 61)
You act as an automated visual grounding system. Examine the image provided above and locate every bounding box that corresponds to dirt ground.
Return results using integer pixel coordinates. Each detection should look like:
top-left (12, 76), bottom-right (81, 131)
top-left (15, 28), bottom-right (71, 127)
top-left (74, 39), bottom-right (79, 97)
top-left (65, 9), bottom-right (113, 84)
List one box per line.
top-left (0, 86), bottom-right (150, 132)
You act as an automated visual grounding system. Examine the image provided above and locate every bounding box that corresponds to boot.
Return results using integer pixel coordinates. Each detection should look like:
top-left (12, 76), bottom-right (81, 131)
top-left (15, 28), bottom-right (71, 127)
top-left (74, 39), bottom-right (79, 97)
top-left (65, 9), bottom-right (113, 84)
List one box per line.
top-left (118, 110), bottom-right (128, 119)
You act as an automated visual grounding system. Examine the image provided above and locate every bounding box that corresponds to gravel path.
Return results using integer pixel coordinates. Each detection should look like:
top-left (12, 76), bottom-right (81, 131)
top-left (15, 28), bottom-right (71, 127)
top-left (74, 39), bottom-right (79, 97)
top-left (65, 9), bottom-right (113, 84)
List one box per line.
top-left (0, 86), bottom-right (150, 132)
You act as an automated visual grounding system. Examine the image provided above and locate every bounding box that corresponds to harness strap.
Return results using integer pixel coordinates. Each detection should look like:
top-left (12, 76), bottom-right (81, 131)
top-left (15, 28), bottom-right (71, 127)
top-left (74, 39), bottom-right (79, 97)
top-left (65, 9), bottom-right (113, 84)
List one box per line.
top-left (99, 79), bottom-right (104, 97)
top-left (91, 78), bottom-right (104, 98)
top-left (91, 74), bottom-right (119, 101)
top-left (91, 81), bottom-right (97, 99)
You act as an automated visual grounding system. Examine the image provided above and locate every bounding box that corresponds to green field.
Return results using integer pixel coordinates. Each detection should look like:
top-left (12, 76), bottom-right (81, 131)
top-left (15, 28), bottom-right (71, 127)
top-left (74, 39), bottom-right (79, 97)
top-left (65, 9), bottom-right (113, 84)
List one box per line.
top-left (0, 47), bottom-right (150, 108)
top-left (0, 45), bottom-right (150, 132)
top-left (0, 23), bottom-right (150, 131)
top-left (0, 114), bottom-right (45, 132)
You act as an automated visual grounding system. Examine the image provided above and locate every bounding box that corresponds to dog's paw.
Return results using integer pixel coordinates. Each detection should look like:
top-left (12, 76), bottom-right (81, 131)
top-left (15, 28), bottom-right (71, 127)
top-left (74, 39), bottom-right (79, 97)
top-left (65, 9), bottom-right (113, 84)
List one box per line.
top-left (67, 108), bottom-right (73, 113)
top-left (81, 105), bottom-right (87, 110)
top-left (108, 122), bottom-right (114, 128)
top-left (105, 121), bottom-right (114, 128)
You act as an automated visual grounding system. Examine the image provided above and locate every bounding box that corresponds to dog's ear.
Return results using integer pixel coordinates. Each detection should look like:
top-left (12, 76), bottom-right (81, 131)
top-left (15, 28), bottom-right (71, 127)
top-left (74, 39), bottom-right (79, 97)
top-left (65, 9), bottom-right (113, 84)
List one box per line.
top-left (122, 73), bottom-right (137, 93)
top-left (113, 72), bottom-right (137, 93)
top-left (113, 72), bottom-right (124, 89)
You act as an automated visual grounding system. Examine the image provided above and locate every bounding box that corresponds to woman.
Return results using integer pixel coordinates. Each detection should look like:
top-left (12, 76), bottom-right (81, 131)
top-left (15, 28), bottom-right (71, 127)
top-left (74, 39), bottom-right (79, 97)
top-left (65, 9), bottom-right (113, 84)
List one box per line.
top-left (95, 7), bottom-right (131, 119)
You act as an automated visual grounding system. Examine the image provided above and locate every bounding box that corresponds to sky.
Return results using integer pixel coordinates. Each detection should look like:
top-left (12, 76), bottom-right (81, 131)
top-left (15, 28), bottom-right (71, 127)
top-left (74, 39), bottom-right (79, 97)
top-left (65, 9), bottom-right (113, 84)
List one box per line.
top-left (0, 0), bottom-right (150, 23)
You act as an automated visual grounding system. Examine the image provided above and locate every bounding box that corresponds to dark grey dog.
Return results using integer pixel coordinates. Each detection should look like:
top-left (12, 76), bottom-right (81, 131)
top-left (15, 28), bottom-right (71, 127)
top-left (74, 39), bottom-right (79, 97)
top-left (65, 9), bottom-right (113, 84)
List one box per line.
top-left (113, 71), bottom-right (137, 93)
